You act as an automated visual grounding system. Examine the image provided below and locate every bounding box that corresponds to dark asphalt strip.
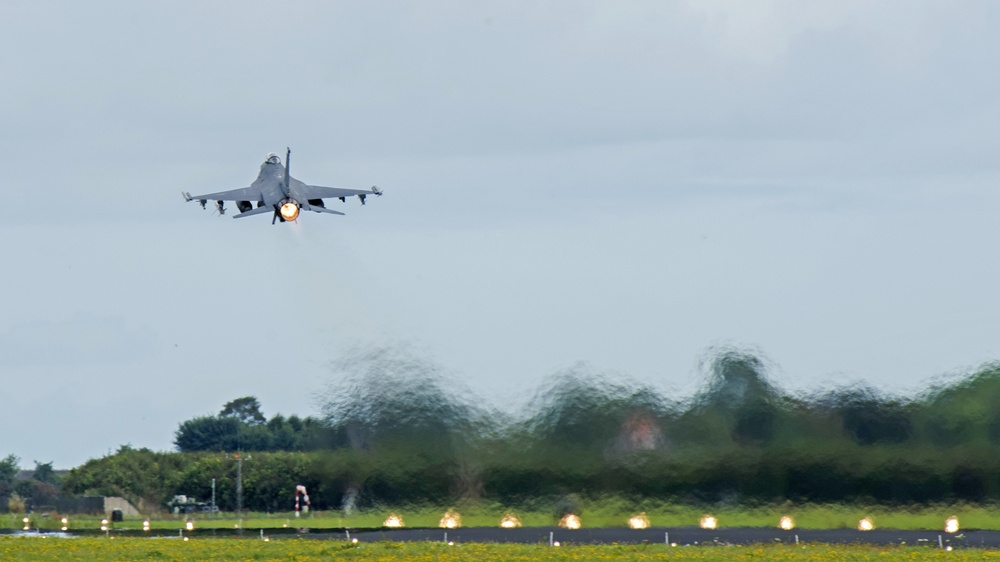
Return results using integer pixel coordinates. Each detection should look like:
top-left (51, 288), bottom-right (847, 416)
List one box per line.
top-left (331, 526), bottom-right (992, 548)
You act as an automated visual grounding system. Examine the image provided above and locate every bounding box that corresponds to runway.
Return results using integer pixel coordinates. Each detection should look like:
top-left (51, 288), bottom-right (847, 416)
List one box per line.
top-left (7, 525), bottom-right (998, 548)
top-left (336, 526), bottom-right (996, 548)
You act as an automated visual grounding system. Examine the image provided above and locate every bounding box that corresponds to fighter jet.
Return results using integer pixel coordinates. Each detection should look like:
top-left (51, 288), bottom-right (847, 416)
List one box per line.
top-left (182, 148), bottom-right (382, 224)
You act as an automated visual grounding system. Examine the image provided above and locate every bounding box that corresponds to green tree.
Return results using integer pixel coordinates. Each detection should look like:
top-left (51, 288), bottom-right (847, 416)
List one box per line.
top-left (693, 350), bottom-right (782, 445)
top-left (266, 415), bottom-right (301, 451)
top-left (220, 396), bottom-right (266, 425)
top-left (175, 416), bottom-right (241, 452)
top-left (823, 387), bottom-right (912, 445)
top-left (319, 346), bottom-right (486, 456)
top-left (32, 460), bottom-right (56, 484)
top-left (175, 403), bottom-right (326, 452)
top-left (0, 454), bottom-right (19, 495)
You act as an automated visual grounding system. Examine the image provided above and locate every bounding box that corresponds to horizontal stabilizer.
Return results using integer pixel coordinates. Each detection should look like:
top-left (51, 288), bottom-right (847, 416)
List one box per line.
top-left (233, 205), bottom-right (275, 219)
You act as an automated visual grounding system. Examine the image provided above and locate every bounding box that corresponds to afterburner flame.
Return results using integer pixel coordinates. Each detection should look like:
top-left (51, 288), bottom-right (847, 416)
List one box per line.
top-left (500, 513), bottom-right (522, 528)
top-left (945, 516), bottom-right (959, 533)
top-left (383, 513), bottom-right (404, 528)
top-left (559, 514), bottom-right (581, 529)
top-left (280, 201), bottom-right (299, 221)
top-left (779, 515), bottom-right (795, 530)
top-left (858, 517), bottom-right (874, 531)
top-left (439, 509), bottom-right (461, 529)
top-left (699, 515), bottom-right (717, 530)
top-left (628, 513), bottom-right (650, 529)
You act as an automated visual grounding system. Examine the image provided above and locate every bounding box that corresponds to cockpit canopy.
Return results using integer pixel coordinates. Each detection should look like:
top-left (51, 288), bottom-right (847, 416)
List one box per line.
top-left (265, 152), bottom-right (281, 165)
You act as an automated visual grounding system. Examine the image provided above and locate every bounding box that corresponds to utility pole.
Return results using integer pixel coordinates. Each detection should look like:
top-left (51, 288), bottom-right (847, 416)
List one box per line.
top-left (211, 478), bottom-right (216, 513)
top-left (228, 453), bottom-right (250, 526)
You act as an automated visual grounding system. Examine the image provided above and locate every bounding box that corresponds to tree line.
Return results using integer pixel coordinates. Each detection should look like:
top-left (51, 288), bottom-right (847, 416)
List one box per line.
top-left (59, 346), bottom-right (1000, 512)
top-left (1, 455), bottom-right (60, 513)
top-left (173, 396), bottom-right (333, 453)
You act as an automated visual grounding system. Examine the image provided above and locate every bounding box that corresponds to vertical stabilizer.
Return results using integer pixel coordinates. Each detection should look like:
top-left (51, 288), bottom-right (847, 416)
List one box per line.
top-left (283, 147), bottom-right (291, 189)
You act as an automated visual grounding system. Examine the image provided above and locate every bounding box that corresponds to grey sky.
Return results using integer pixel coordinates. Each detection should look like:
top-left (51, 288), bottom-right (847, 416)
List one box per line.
top-left (2, 1), bottom-right (999, 467)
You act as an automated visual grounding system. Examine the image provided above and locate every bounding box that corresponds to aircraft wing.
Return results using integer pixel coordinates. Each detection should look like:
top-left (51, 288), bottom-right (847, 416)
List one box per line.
top-left (184, 186), bottom-right (260, 202)
top-left (233, 205), bottom-right (275, 219)
top-left (306, 205), bottom-right (345, 216)
top-left (300, 185), bottom-right (382, 200)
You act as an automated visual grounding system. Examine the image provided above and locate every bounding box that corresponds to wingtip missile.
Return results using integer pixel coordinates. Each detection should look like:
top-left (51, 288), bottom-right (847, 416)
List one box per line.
top-left (181, 191), bottom-right (209, 209)
top-left (371, 185), bottom-right (383, 196)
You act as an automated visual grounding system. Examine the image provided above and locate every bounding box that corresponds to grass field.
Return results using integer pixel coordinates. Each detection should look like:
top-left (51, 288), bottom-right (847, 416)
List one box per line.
top-left (7, 501), bottom-right (1000, 532)
top-left (1, 537), bottom-right (998, 561)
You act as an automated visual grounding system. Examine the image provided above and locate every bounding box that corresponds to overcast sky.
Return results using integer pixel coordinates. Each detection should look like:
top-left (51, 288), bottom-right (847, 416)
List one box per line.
top-left (2, 1), bottom-right (999, 468)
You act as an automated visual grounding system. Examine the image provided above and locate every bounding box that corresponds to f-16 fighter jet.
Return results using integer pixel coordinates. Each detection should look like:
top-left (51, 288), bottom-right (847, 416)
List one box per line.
top-left (183, 148), bottom-right (382, 224)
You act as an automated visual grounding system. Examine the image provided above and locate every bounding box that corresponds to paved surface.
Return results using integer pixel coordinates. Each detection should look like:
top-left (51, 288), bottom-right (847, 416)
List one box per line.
top-left (333, 526), bottom-right (998, 548)
top-left (6, 526), bottom-right (999, 548)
